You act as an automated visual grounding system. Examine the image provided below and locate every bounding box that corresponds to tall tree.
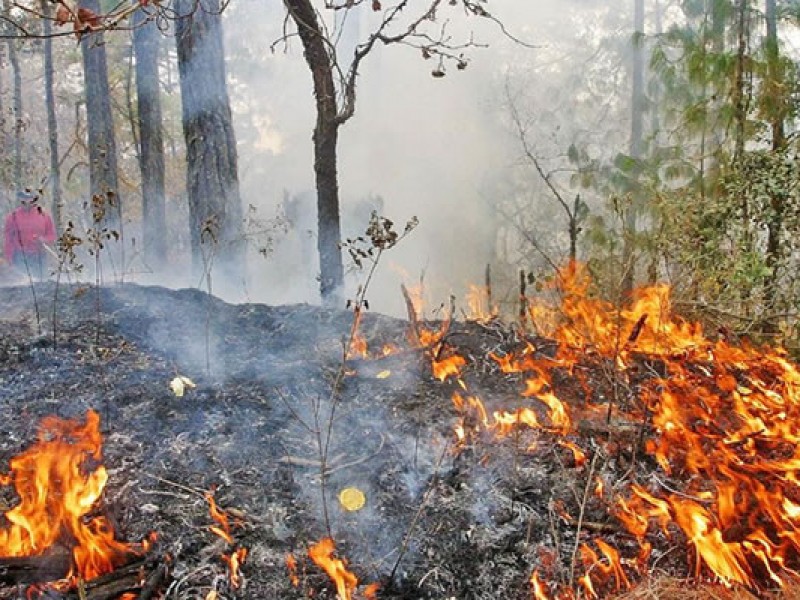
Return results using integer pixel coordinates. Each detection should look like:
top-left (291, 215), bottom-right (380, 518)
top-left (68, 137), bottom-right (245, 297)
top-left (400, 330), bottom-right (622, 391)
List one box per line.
top-left (283, 0), bottom-right (342, 304)
top-left (175, 0), bottom-right (245, 289)
top-left (41, 0), bottom-right (62, 231)
top-left (622, 0), bottom-right (646, 296)
top-left (5, 0), bottom-right (22, 191)
top-left (79, 0), bottom-right (122, 230)
top-left (133, 7), bottom-right (167, 269)
top-left (283, 0), bottom-right (501, 305)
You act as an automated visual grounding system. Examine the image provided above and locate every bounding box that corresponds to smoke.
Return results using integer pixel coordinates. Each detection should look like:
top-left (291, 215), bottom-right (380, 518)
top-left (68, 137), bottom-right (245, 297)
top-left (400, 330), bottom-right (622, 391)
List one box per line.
top-left (38, 0), bottom-right (627, 316)
top-left (219, 0), bottom-right (548, 314)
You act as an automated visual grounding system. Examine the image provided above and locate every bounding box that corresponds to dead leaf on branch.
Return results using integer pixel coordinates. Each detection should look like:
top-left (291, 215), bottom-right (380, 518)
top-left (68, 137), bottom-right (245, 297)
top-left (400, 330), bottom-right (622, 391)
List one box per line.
top-left (372, 0), bottom-right (381, 10)
top-left (55, 5), bottom-right (71, 25)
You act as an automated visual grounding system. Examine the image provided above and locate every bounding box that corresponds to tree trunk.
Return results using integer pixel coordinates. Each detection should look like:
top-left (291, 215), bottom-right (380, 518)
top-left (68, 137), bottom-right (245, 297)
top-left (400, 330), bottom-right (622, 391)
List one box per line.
top-left (134, 8), bottom-right (167, 270)
top-left (175, 0), bottom-right (245, 290)
top-left (80, 0), bottom-right (122, 230)
top-left (622, 0), bottom-right (645, 297)
top-left (284, 0), bottom-right (344, 306)
top-left (763, 0), bottom-right (784, 314)
top-left (5, 4), bottom-right (22, 191)
top-left (733, 0), bottom-right (748, 163)
top-left (764, 0), bottom-right (783, 150)
top-left (41, 0), bottom-right (62, 232)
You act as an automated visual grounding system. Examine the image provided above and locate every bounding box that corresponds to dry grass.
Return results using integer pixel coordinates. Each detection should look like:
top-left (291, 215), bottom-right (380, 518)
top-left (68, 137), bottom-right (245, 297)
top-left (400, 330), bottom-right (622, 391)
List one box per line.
top-left (613, 576), bottom-right (800, 600)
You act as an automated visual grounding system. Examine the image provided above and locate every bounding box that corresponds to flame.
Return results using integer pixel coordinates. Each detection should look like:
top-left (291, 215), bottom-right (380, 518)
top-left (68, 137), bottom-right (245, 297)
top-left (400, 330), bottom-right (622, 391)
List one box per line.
top-left (0, 410), bottom-right (148, 582)
top-left (530, 569), bottom-right (550, 599)
top-left (286, 553), bottom-right (300, 587)
top-left (432, 352), bottom-right (466, 381)
top-left (308, 537), bottom-right (358, 600)
top-left (465, 283), bottom-right (497, 321)
top-left (205, 492), bottom-right (234, 544)
top-left (363, 582), bottom-right (381, 599)
top-left (346, 307), bottom-right (368, 359)
top-left (440, 263), bottom-right (800, 595)
top-left (205, 491), bottom-right (247, 589)
top-left (222, 547), bottom-right (248, 589)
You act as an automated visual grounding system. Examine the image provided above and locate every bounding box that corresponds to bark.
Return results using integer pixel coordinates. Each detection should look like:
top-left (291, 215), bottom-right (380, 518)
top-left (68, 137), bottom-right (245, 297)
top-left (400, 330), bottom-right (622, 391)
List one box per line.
top-left (284, 0), bottom-right (344, 305)
top-left (175, 0), bottom-right (244, 289)
top-left (733, 0), bottom-right (748, 163)
top-left (41, 0), bottom-right (62, 232)
top-left (764, 0), bottom-right (783, 150)
top-left (5, 4), bottom-right (22, 191)
top-left (763, 0), bottom-right (784, 313)
top-left (80, 0), bottom-right (122, 229)
top-left (134, 8), bottom-right (168, 269)
top-left (622, 0), bottom-right (645, 297)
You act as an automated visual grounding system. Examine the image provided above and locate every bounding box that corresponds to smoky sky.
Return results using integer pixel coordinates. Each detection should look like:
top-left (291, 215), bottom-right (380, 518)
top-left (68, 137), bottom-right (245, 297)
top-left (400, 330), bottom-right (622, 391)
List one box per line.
top-left (171, 1), bottom-right (627, 314)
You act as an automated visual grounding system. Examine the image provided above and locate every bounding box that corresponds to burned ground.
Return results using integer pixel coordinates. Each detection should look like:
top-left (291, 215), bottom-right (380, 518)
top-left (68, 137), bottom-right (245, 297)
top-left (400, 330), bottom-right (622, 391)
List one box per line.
top-left (0, 282), bottom-right (766, 599)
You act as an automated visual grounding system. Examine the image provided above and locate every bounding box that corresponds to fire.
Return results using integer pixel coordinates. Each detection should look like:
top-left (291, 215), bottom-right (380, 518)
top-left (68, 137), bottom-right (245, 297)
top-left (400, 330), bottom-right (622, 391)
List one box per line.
top-left (286, 552), bottom-right (300, 587)
top-left (307, 537), bottom-right (378, 600)
top-left (308, 537), bottom-right (357, 600)
top-left (222, 547), bottom-right (248, 589)
top-left (205, 491), bottom-right (247, 589)
top-left (438, 263), bottom-right (800, 596)
top-left (530, 569), bottom-right (550, 600)
top-left (0, 410), bottom-right (148, 582)
top-left (465, 283), bottom-right (497, 321)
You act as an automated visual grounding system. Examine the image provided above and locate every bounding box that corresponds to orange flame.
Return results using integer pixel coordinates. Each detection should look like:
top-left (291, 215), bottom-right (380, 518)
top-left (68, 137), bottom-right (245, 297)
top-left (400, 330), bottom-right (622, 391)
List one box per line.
top-left (0, 410), bottom-right (148, 581)
top-left (205, 491), bottom-right (247, 589)
top-left (205, 492), bottom-right (234, 545)
top-left (308, 537), bottom-right (358, 600)
top-left (222, 547), bottom-right (248, 589)
top-left (286, 553), bottom-right (299, 587)
top-left (447, 262), bottom-right (800, 594)
top-left (530, 569), bottom-right (550, 599)
top-left (465, 283), bottom-right (497, 321)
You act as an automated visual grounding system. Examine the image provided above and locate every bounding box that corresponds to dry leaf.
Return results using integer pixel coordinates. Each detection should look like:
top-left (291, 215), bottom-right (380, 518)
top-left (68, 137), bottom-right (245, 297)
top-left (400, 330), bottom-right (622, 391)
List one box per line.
top-left (170, 376), bottom-right (196, 397)
top-left (55, 5), bottom-right (71, 26)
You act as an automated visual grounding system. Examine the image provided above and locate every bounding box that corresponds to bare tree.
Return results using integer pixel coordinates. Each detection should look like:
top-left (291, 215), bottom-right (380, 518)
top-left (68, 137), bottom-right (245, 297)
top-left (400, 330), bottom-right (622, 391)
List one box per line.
top-left (281, 0), bottom-right (511, 305)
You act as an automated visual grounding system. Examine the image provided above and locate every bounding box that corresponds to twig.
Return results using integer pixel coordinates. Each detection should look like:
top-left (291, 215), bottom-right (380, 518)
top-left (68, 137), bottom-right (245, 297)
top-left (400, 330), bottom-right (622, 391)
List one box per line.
top-left (568, 449), bottom-right (600, 589)
top-left (401, 283), bottom-right (421, 346)
top-left (388, 441), bottom-right (450, 584)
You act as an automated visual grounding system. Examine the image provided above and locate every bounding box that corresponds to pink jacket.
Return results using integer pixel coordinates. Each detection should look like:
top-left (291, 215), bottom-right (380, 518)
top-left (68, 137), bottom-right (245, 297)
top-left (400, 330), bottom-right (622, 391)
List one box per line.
top-left (4, 206), bottom-right (56, 260)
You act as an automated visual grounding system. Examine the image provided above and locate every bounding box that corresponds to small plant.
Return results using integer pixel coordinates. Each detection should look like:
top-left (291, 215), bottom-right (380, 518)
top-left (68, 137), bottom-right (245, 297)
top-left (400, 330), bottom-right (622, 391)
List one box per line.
top-left (51, 220), bottom-right (85, 347)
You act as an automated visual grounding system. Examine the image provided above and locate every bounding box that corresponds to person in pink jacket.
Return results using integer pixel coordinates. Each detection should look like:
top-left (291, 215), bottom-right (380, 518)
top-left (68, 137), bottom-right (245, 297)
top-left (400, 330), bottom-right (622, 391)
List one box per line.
top-left (4, 190), bottom-right (56, 280)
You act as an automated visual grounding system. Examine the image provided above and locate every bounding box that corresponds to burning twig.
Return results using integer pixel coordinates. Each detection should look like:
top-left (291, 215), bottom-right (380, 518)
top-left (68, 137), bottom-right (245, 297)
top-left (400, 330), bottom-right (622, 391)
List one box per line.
top-left (401, 282), bottom-right (421, 346)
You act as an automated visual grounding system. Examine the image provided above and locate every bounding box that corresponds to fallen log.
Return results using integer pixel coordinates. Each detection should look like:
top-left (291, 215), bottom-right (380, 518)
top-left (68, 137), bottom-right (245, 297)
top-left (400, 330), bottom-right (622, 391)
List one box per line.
top-left (0, 550), bottom-right (71, 585)
top-left (0, 555), bottom-right (165, 600)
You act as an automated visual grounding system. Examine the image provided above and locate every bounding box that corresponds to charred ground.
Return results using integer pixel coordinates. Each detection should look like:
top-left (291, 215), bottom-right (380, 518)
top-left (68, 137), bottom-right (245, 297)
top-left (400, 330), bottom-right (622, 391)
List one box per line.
top-left (0, 282), bottom-right (731, 599)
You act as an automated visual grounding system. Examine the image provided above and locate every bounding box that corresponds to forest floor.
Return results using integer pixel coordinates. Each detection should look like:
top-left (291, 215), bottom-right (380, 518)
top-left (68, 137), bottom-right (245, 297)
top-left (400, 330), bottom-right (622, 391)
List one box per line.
top-left (0, 282), bottom-right (793, 599)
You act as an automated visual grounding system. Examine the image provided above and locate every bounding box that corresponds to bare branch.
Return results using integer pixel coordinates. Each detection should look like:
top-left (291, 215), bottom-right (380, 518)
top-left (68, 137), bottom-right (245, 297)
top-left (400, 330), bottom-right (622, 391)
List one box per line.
top-left (505, 78), bottom-right (575, 221)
